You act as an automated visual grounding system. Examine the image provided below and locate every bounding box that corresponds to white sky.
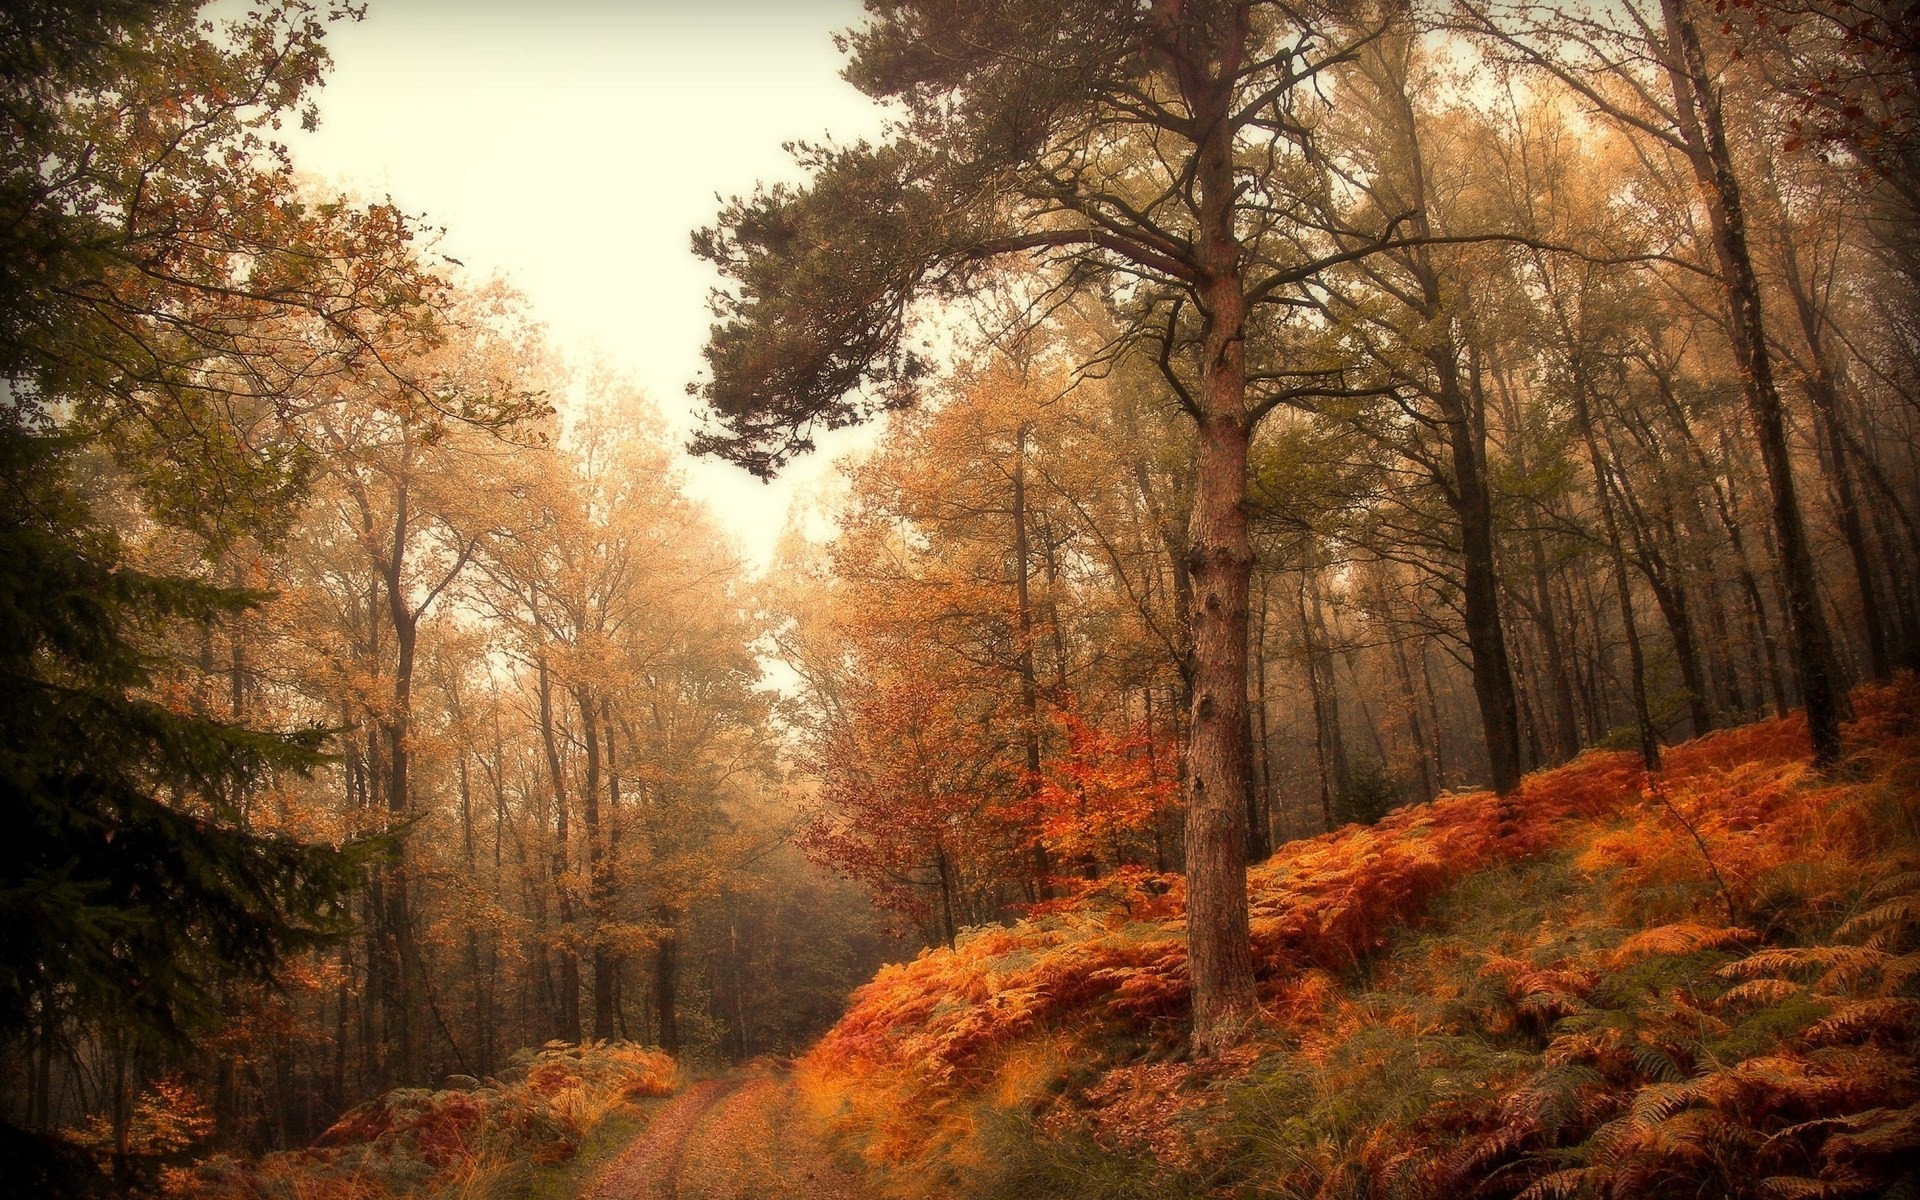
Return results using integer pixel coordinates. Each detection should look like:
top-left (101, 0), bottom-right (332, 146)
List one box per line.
top-left (289, 0), bottom-right (885, 570)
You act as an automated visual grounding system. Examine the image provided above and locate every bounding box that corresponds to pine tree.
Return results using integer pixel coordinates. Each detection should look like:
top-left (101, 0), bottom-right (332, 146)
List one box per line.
top-left (0, 420), bottom-right (362, 1189)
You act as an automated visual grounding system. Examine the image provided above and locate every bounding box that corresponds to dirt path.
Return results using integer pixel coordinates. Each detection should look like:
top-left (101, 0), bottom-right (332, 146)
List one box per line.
top-left (587, 1069), bottom-right (873, 1200)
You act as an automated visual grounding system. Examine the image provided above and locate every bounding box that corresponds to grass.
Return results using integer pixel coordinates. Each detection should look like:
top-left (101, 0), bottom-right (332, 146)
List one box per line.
top-left (476, 1098), bottom-right (666, 1200)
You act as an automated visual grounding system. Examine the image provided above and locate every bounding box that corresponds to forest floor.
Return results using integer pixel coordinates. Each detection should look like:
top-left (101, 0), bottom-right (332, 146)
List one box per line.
top-left (586, 1065), bottom-right (873, 1200)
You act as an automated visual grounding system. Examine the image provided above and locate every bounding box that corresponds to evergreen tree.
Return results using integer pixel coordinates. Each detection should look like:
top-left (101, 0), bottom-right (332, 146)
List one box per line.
top-left (0, 420), bottom-right (362, 1189)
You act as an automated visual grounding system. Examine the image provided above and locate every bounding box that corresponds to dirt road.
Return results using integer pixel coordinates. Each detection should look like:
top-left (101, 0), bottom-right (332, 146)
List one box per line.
top-left (586, 1069), bottom-right (874, 1200)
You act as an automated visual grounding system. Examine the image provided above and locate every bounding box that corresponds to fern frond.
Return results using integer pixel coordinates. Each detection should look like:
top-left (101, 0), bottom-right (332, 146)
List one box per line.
top-left (1835, 895), bottom-right (1920, 946)
top-left (1723, 946), bottom-right (1889, 990)
top-left (1860, 871), bottom-right (1920, 903)
top-left (1625, 1080), bottom-right (1698, 1127)
top-left (1515, 1166), bottom-right (1602, 1200)
top-left (1723, 978), bottom-right (1802, 1004)
top-left (1808, 998), bottom-right (1920, 1042)
top-left (1630, 1042), bottom-right (1685, 1084)
top-left (1756, 1176), bottom-right (1839, 1198)
top-left (1818, 1102), bottom-right (1920, 1163)
top-left (1507, 1064), bottom-right (1608, 1136)
top-left (1610, 922), bottom-right (1757, 966)
top-left (1881, 951), bottom-right (1920, 992)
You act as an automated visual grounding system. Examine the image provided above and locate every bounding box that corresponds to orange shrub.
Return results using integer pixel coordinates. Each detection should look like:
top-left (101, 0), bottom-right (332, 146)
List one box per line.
top-left (166, 1041), bottom-right (676, 1200)
top-left (803, 679), bottom-right (1920, 1198)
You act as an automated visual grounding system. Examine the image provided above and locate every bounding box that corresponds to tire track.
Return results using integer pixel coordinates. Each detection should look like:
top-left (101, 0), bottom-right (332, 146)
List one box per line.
top-left (675, 1074), bottom-right (874, 1199)
top-left (587, 1077), bottom-right (743, 1200)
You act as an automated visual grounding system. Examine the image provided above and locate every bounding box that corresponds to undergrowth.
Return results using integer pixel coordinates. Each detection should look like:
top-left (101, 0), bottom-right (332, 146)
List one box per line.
top-left (160, 1041), bottom-right (677, 1200)
top-left (799, 679), bottom-right (1920, 1199)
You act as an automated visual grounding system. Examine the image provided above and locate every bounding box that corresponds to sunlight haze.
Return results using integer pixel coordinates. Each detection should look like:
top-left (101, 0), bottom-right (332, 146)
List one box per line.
top-left (292, 0), bottom-right (882, 570)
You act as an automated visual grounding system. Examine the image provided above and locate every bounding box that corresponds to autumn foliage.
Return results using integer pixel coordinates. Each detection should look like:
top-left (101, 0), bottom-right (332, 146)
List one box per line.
top-left (798, 681), bottom-right (1920, 1198)
top-left (159, 1042), bottom-right (675, 1200)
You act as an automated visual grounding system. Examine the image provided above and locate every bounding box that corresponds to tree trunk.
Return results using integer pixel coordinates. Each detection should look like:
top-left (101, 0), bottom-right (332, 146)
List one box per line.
top-left (1180, 21), bottom-right (1258, 1055)
top-left (653, 915), bottom-right (679, 1055)
top-left (1387, 615), bottom-right (1436, 803)
top-left (574, 685), bottom-right (617, 1041)
top-left (1250, 575), bottom-right (1275, 854)
top-left (381, 487), bottom-right (419, 1084)
top-left (1011, 425), bottom-right (1054, 896)
top-left (1300, 575), bottom-right (1338, 832)
top-left (1660, 0), bottom-right (1843, 763)
top-left (1782, 246), bottom-right (1890, 681)
top-left (1582, 424), bottom-right (1662, 771)
top-left (1438, 357), bottom-right (1524, 795)
top-left (601, 697), bottom-right (625, 1044)
top-left (1381, 41), bottom-right (1523, 796)
top-left (536, 655), bottom-right (581, 1043)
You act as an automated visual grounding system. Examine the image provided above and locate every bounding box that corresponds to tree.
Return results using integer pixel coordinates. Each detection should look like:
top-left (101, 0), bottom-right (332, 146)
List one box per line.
top-left (0, 420), bottom-right (360, 1189)
top-left (1458, 0), bottom-right (1847, 763)
top-left (692, 0), bottom-right (1443, 1055)
top-left (0, 0), bottom-right (450, 542)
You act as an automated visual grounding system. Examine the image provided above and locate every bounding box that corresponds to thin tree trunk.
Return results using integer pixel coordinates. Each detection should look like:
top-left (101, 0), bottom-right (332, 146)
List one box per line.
top-left (1388, 616), bottom-right (1436, 803)
top-left (536, 655), bottom-right (581, 1042)
top-left (574, 685), bottom-right (617, 1041)
top-left (380, 470), bottom-right (419, 1085)
top-left (653, 914), bottom-right (679, 1055)
top-left (1011, 425), bottom-right (1054, 897)
top-left (1775, 192), bottom-right (1891, 680)
top-left (1251, 574), bottom-right (1275, 851)
top-left (1527, 530), bottom-right (1581, 760)
top-left (1300, 575), bottom-right (1338, 832)
top-left (1660, 0), bottom-right (1843, 763)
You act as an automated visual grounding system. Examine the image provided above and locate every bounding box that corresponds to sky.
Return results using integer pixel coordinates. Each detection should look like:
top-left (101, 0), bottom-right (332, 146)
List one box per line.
top-left (289, 0), bottom-right (886, 570)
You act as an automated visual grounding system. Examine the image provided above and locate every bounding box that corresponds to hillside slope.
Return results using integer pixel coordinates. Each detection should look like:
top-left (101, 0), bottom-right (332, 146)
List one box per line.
top-left (798, 682), bottom-right (1920, 1199)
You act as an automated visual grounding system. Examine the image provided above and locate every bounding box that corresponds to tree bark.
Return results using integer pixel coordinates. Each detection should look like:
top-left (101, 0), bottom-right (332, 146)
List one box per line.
top-left (1438, 354), bottom-right (1524, 795)
top-left (1300, 575), bottom-right (1339, 832)
top-left (1010, 425), bottom-right (1054, 897)
top-left (536, 654), bottom-right (582, 1042)
top-left (653, 914), bottom-right (679, 1055)
top-left (1176, 8), bottom-right (1257, 1055)
top-left (1659, 0), bottom-right (1843, 764)
top-left (380, 471), bottom-right (419, 1084)
top-left (574, 685), bottom-right (617, 1041)
top-left (1576, 391), bottom-right (1662, 771)
top-left (1250, 575), bottom-right (1275, 855)
top-left (1776, 209), bottom-right (1891, 680)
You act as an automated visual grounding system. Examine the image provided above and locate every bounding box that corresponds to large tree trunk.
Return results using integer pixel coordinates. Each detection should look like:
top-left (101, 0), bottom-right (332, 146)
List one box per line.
top-left (1182, 22), bottom-right (1257, 1052)
top-left (1185, 403), bottom-right (1257, 1054)
top-left (1660, 0), bottom-right (1843, 763)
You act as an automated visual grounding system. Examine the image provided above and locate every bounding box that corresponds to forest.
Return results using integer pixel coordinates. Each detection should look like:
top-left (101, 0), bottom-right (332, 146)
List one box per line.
top-left (2, 0), bottom-right (1917, 1198)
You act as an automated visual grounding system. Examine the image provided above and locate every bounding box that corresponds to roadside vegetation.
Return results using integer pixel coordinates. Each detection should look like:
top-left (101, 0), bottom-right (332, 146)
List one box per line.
top-left (799, 684), bottom-right (1920, 1198)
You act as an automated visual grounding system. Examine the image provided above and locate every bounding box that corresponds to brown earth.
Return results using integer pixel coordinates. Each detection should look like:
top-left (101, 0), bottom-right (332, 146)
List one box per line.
top-left (587, 1068), bottom-right (873, 1200)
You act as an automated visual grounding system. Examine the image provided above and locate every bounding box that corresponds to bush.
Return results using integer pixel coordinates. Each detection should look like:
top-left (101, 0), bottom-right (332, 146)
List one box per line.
top-left (164, 1041), bottom-right (676, 1200)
